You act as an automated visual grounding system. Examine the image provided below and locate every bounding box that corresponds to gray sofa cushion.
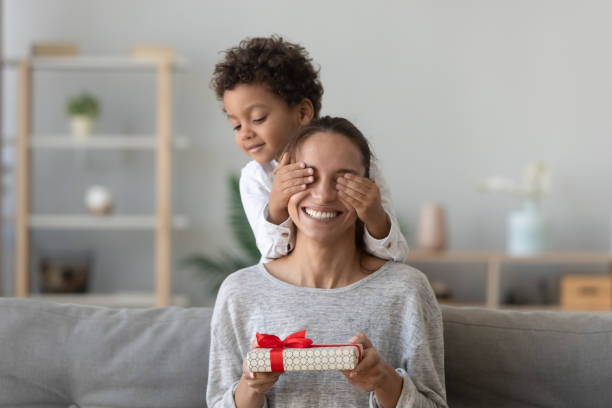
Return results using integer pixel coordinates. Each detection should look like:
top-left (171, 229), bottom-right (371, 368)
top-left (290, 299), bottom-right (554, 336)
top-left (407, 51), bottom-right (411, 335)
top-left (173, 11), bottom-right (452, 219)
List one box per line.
top-left (442, 305), bottom-right (612, 408)
top-left (0, 298), bottom-right (212, 408)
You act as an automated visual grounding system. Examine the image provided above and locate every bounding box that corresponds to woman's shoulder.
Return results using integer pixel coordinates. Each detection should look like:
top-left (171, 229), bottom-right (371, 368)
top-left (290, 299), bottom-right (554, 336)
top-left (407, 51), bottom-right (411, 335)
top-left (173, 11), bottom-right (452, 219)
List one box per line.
top-left (217, 264), bottom-right (263, 297)
top-left (378, 261), bottom-right (435, 294)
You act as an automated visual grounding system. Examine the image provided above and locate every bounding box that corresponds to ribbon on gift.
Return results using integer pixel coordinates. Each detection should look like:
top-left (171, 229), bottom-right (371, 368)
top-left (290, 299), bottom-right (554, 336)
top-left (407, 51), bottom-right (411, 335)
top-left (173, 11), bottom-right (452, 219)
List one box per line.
top-left (255, 330), bottom-right (363, 372)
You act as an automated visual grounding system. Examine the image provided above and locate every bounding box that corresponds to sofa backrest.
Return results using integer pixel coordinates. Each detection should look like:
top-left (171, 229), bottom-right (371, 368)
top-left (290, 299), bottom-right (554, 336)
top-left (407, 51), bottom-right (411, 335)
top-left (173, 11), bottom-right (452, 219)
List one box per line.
top-left (0, 298), bottom-right (213, 408)
top-left (3, 298), bottom-right (612, 408)
top-left (442, 305), bottom-right (612, 408)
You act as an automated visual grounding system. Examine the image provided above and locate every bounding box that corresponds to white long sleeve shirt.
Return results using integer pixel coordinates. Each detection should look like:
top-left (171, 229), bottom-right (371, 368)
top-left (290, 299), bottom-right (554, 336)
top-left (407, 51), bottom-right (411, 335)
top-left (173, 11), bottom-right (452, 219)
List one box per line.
top-left (239, 159), bottom-right (409, 263)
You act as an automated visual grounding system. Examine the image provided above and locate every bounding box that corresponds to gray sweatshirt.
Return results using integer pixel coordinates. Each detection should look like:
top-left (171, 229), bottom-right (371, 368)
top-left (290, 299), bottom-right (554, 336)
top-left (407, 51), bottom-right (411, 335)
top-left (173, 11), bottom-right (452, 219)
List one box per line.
top-left (206, 261), bottom-right (447, 408)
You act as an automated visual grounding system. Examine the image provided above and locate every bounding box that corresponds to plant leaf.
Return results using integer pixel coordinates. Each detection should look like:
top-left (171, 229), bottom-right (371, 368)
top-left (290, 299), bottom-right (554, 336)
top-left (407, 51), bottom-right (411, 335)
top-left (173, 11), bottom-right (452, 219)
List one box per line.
top-left (228, 174), bottom-right (261, 263)
top-left (180, 173), bottom-right (262, 295)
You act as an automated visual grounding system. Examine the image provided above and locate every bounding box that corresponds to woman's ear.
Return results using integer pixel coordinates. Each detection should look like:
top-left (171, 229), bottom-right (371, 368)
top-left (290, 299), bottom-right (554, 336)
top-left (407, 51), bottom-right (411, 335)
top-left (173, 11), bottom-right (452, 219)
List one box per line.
top-left (297, 98), bottom-right (314, 125)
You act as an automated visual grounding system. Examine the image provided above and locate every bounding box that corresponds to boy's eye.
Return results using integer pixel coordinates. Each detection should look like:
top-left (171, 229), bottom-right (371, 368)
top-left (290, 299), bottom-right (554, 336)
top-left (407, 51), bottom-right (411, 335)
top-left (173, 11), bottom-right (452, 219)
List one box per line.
top-left (253, 116), bottom-right (267, 124)
top-left (232, 124), bottom-right (241, 132)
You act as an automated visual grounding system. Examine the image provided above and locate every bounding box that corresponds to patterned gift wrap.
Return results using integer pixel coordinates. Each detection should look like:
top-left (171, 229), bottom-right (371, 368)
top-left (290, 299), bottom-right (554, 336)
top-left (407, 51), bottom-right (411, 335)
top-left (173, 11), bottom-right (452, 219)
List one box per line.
top-left (247, 344), bottom-right (363, 372)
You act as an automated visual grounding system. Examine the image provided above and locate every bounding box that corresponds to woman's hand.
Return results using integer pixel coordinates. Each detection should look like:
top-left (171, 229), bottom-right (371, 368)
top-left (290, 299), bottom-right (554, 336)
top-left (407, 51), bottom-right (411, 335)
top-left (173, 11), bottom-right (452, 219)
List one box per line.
top-left (234, 339), bottom-right (282, 407)
top-left (336, 174), bottom-right (390, 239)
top-left (268, 153), bottom-right (314, 224)
top-left (342, 332), bottom-right (403, 408)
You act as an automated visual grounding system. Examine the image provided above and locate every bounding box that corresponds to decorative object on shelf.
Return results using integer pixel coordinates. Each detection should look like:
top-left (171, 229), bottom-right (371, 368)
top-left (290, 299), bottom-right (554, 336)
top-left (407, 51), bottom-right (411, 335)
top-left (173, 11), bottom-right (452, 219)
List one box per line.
top-left (430, 280), bottom-right (452, 300)
top-left (131, 44), bottom-right (175, 60)
top-left (31, 42), bottom-right (78, 57)
top-left (561, 274), bottom-right (611, 311)
top-left (479, 161), bottom-right (552, 255)
top-left (417, 203), bottom-right (447, 251)
top-left (66, 92), bottom-right (101, 139)
top-left (85, 185), bottom-right (114, 215)
top-left (182, 174), bottom-right (259, 294)
top-left (39, 252), bottom-right (93, 293)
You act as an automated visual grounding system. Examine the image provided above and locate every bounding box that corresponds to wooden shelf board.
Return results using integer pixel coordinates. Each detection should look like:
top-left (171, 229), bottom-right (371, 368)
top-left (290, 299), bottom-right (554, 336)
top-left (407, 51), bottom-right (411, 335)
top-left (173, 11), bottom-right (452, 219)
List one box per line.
top-left (3, 134), bottom-right (190, 150)
top-left (29, 214), bottom-right (189, 230)
top-left (2, 55), bottom-right (188, 71)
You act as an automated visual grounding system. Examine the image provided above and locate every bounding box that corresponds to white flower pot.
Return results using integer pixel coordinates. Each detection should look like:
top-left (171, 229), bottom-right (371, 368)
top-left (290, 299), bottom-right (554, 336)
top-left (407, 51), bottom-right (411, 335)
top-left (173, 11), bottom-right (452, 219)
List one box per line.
top-left (70, 115), bottom-right (95, 139)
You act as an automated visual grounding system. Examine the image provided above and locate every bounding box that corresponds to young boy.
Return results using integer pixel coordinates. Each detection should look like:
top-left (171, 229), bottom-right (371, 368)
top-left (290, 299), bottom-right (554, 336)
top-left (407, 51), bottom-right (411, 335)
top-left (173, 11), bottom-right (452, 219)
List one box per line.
top-left (211, 36), bottom-right (408, 262)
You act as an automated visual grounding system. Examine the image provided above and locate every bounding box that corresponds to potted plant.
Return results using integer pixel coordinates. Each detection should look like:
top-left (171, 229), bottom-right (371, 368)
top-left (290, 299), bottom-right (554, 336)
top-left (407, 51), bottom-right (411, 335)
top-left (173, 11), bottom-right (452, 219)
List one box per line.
top-left (66, 92), bottom-right (100, 139)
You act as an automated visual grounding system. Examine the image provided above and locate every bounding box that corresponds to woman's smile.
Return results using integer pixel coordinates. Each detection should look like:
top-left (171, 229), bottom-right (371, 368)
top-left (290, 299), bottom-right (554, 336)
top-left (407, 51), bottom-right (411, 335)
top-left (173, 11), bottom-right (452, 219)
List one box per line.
top-left (302, 206), bottom-right (343, 222)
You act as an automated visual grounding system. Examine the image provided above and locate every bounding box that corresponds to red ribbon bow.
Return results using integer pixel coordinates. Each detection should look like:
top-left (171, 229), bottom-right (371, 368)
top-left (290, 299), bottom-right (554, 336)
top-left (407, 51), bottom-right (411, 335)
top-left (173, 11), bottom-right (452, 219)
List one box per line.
top-left (254, 330), bottom-right (362, 372)
top-left (256, 330), bottom-right (313, 349)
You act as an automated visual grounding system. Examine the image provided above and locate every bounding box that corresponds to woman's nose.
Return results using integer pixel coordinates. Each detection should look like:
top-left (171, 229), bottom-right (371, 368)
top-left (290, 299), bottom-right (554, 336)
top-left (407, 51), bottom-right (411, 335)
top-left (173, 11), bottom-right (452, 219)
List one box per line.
top-left (312, 177), bottom-right (337, 202)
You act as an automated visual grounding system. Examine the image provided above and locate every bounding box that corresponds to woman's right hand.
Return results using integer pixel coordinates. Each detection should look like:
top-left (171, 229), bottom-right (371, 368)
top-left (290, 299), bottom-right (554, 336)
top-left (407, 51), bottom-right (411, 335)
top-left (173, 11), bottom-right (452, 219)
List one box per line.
top-left (239, 356), bottom-right (282, 395)
top-left (234, 338), bottom-right (282, 407)
top-left (268, 153), bottom-right (314, 224)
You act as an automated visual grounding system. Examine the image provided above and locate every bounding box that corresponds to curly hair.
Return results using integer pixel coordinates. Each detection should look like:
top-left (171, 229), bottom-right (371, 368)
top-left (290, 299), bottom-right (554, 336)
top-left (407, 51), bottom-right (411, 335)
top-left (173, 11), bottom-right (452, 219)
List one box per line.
top-left (211, 36), bottom-right (323, 118)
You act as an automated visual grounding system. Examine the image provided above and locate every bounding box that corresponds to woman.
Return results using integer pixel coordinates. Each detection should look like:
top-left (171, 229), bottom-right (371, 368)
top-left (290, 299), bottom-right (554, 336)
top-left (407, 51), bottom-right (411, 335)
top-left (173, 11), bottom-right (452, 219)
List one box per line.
top-left (207, 117), bottom-right (447, 408)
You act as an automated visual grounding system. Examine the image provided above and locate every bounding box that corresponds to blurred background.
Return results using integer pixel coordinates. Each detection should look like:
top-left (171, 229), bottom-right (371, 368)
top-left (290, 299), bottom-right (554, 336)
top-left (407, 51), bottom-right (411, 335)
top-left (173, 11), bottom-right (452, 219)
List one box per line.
top-left (2, 0), bottom-right (611, 308)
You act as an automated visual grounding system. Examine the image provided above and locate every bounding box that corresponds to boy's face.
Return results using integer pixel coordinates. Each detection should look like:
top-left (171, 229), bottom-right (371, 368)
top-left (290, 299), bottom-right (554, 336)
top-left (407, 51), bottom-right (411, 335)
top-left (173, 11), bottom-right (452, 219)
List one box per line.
top-left (223, 84), bottom-right (303, 164)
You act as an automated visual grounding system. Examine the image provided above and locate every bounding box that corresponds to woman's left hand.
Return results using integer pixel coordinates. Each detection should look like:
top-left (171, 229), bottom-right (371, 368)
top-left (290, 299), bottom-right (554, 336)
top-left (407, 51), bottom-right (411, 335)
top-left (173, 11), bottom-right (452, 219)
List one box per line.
top-left (336, 174), bottom-right (390, 239)
top-left (342, 332), bottom-right (403, 406)
top-left (341, 332), bottom-right (388, 392)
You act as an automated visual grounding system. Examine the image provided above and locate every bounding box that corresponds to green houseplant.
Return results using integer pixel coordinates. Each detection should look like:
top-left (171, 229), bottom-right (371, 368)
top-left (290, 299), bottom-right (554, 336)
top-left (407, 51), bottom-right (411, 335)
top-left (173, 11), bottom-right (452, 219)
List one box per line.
top-left (182, 174), bottom-right (260, 295)
top-left (66, 92), bottom-right (101, 139)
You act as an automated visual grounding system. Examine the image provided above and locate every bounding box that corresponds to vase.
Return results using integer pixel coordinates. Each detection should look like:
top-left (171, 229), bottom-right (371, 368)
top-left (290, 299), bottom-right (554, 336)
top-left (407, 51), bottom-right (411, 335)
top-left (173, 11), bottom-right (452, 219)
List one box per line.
top-left (506, 201), bottom-right (550, 255)
top-left (417, 203), bottom-right (447, 251)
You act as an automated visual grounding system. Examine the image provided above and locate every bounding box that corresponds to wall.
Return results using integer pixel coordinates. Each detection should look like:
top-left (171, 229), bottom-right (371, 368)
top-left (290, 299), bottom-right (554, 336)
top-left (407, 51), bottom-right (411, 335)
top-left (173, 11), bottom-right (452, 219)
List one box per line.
top-left (3, 0), bottom-right (611, 305)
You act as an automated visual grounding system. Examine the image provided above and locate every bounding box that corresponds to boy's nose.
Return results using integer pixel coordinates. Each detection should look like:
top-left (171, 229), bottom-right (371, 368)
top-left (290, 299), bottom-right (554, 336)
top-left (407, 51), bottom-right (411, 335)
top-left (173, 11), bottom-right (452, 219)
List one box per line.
top-left (240, 124), bottom-right (255, 140)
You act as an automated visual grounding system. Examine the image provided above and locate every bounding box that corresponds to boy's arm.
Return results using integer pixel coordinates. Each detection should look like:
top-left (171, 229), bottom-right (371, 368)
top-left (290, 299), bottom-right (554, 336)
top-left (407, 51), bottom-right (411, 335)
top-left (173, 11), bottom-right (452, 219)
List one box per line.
top-left (239, 163), bottom-right (294, 261)
top-left (363, 161), bottom-right (409, 262)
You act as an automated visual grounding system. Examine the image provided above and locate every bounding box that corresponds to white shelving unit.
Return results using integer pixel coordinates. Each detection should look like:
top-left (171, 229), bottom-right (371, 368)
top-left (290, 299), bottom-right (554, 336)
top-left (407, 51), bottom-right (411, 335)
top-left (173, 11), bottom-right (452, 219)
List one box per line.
top-left (3, 55), bottom-right (189, 306)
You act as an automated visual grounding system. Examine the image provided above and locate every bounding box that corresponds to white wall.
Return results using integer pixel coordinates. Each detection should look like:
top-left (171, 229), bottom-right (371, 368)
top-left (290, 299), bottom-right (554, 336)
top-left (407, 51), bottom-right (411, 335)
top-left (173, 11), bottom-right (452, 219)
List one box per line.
top-left (3, 0), bottom-right (611, 305)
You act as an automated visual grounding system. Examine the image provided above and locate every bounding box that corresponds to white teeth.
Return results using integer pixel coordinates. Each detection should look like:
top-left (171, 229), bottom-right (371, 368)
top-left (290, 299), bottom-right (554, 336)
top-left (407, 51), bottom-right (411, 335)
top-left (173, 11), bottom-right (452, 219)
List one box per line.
top-left (305, 208), bottom-right (339, 219)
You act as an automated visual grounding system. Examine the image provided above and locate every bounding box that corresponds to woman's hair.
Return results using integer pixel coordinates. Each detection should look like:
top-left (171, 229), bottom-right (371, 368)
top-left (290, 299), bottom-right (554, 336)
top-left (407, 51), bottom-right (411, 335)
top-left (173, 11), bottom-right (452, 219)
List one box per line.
top-left (211, 35), bottom-right (323, 118)
top-left (284, 116), bottom-right (373, 254)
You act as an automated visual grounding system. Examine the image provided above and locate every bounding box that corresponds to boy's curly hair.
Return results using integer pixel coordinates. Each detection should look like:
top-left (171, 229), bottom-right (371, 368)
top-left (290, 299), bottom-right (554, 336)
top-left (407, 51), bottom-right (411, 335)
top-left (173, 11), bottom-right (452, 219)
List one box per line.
top-left (211, 36), bottom-right (323, 117)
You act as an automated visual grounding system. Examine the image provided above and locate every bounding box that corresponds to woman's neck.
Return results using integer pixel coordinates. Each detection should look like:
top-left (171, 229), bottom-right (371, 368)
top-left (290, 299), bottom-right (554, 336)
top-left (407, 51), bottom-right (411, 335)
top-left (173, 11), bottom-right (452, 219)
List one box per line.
top-left (271, 231), bottom-right (368, 289)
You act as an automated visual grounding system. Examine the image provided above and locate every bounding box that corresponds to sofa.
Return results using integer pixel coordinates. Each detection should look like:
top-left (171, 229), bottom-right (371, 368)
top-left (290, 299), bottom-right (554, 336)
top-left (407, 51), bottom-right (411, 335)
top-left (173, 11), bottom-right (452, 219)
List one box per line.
top-left (1, 298), bottom-right (611, 408)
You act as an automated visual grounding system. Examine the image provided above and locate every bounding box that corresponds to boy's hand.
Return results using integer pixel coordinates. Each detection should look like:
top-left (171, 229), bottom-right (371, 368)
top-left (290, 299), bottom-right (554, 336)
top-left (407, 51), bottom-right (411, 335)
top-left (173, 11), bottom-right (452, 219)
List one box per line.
top-left (342, 333), bottom-right (402, 406)
top-left (268, 153), bottom-right (314, 225)
top-left (336, 174), bottom-right (390, 239)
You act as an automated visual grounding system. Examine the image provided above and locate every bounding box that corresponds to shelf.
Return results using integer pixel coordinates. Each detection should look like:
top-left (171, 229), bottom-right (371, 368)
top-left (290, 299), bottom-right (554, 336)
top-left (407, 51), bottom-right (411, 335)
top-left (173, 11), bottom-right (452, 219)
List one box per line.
top-left (8, 51), bottom-right (183, 306)
top-left (3, 135), bottom-right (190, 150)
top-left (30, 291), bottom-right (189, 308)
top-left (406, 250), bottom-right (612, 264)
top-left (29, 214), bottom-right (189, 230)
top-left (2, 55), bottom-right (188, 71)
top-left (408, 250), bottom-right (612, 309)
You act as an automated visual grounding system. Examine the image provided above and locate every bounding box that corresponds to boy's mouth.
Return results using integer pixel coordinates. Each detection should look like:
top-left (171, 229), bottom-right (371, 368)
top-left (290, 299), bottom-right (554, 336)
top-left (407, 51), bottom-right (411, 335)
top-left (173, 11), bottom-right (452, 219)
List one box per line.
top-left (246, 143), bottom-right (265, 153)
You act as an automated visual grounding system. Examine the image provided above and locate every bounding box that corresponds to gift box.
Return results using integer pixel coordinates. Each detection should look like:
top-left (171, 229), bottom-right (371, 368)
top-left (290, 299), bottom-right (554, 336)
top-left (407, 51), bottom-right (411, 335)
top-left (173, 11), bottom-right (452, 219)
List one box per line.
top-left (246, 330), bottom-right (363, 372)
